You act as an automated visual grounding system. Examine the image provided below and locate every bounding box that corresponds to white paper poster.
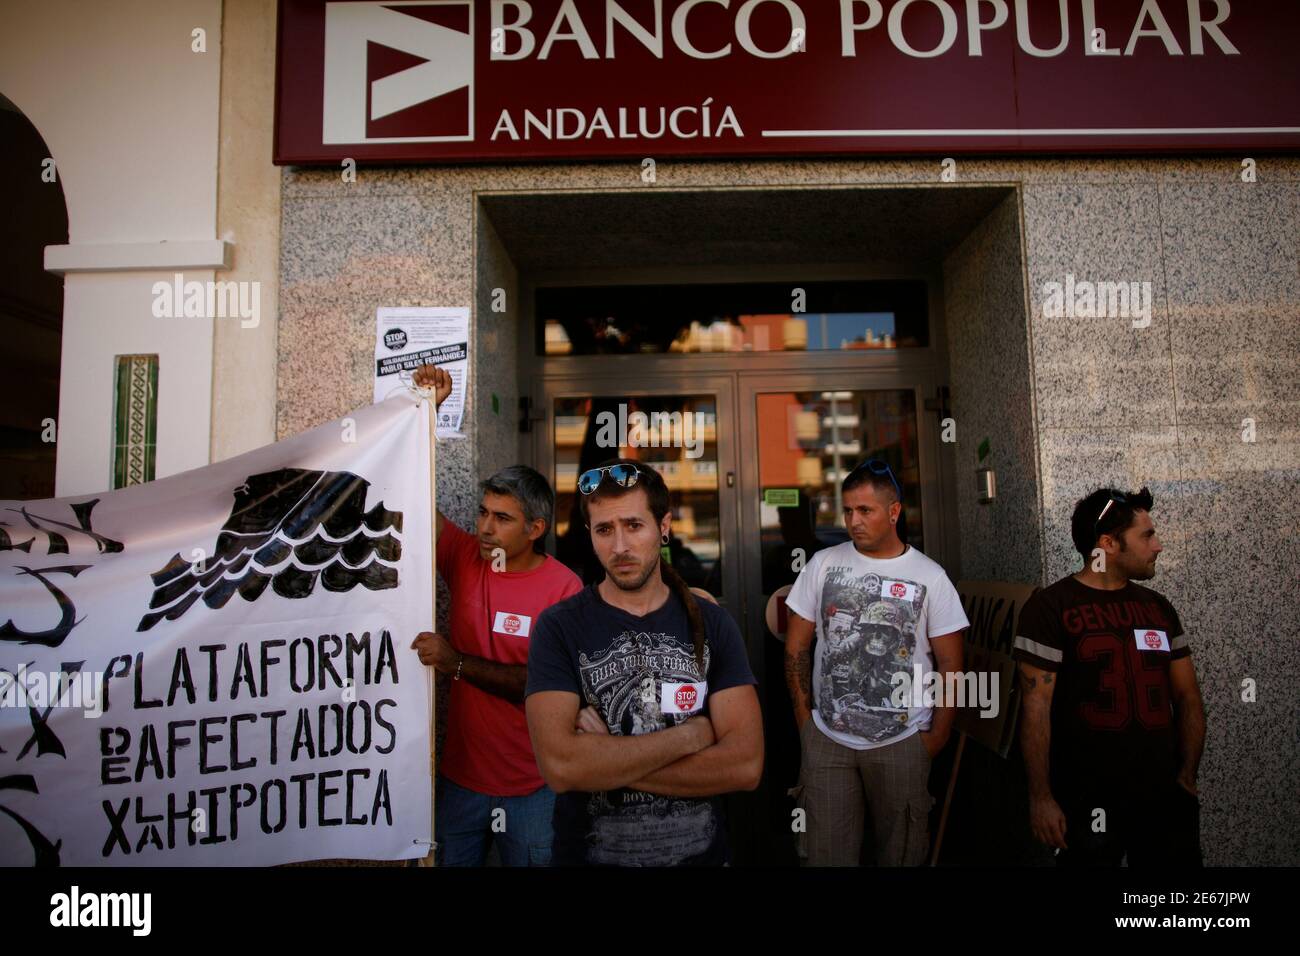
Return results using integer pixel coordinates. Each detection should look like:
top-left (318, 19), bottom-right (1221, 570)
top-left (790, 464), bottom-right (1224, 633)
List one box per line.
top-left (374, 307), bottom-right (469, 439)
top-left (0, 394), bottom-right (434, 866)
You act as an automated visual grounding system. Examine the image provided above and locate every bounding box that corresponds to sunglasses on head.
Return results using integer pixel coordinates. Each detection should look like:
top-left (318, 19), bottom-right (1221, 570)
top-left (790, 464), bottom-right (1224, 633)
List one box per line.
top-left (849, 458), bottom-right (902, 499)
top-left (1094, 487), bottom-right (1150, 534)
top-left (578, 464), bottom-right (643, 496)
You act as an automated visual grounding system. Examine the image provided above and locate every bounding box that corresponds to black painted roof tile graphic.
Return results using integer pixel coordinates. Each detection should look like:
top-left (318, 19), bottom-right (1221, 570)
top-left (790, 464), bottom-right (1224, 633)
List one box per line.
top-left (137, 468), bottom-right (402, 632)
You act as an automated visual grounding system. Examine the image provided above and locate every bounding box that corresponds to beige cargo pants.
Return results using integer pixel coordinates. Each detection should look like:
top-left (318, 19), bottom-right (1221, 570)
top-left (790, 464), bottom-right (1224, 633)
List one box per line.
top-left (792, 718), bottom-right (935, 866)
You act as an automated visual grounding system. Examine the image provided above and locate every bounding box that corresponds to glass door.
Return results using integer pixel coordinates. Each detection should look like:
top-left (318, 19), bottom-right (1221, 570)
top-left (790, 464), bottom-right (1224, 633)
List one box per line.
top-left (737, 371), bottom-right (942, 863)
top-left (529, 369), bottom-right (943, 864)
top-left (533, 375), bottom-right (741, 618)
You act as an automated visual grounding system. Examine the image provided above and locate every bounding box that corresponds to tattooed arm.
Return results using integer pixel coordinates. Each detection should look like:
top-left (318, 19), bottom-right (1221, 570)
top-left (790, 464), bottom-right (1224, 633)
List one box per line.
top-left (919, 630), bottom-right (964, 756)
top-left (1018, 661), bottom-right (1067, 849)
top-left (784, 612), bottom-right (816, 730)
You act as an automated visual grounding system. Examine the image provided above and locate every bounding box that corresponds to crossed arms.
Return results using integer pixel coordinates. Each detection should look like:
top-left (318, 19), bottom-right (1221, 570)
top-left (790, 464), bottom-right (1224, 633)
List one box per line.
top-left (525, 685), bottom-right (764, 797)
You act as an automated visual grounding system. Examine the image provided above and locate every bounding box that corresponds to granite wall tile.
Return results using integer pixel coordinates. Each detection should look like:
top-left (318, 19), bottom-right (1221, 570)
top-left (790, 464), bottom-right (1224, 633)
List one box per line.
top-left (1159, 182), bottom-right (1300, 425)
top-left (1035, 426), bottom-right (1185, 584)
top-left (472, 205), bottom-right (521, 487)
top-left (1022, 185), bottom-right (1176, 429)
top-left (277, 157), bottom-right (1300, 207)
top-left (943, 191), bottom-right (1043, 586)
top-left (1173, 423), bottom-right (1300, 662)
top-left (1174, 423), bottom-right (1300, 866)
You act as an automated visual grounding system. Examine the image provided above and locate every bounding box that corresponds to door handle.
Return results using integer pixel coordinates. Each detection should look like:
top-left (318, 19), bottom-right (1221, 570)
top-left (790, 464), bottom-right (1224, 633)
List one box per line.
top-left (726, 471), bottom-right (735, 488)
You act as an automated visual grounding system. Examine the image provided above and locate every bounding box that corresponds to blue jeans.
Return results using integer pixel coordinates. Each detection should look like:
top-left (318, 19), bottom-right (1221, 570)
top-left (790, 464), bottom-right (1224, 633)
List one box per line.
top-left (435, 775), bottom-right (556, 867)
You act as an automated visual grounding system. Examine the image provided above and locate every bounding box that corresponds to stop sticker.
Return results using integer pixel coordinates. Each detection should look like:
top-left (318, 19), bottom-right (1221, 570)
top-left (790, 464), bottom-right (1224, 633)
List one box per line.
top-left (660, 681), bottom-right (708, 714)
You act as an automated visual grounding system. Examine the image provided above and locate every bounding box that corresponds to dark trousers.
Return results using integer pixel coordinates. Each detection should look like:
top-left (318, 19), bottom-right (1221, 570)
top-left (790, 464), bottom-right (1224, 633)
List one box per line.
top-left (1056, 778), bottom-right (1202, 867)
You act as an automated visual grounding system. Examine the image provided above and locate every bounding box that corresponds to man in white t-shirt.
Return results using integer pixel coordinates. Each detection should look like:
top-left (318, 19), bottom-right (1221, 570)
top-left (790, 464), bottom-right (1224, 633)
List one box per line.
top-left (784, 459), bottom-right (969, 866)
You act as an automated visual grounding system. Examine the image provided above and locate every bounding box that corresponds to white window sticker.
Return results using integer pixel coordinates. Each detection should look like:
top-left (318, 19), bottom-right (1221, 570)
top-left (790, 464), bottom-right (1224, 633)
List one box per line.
top-left (1134, 628), bottom-right (1170, 652)
top-left (493, 611), bottom-right (532, 637)
top-left (880, 579), bottom-right (917, 603)
top-left (660, 681), bottom-right (708, 715)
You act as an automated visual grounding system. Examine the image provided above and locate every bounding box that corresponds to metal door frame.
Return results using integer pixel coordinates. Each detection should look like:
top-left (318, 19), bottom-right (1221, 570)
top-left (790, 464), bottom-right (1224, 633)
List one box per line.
top-left (530, 366), bottom-right (946, 647)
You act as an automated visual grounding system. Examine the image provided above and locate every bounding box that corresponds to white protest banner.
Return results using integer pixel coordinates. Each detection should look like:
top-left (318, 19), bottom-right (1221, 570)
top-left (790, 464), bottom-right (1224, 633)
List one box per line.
top-left (373, 307), bottom-right (469, 439)
top-left (0, 393), bottom-right (434, 866)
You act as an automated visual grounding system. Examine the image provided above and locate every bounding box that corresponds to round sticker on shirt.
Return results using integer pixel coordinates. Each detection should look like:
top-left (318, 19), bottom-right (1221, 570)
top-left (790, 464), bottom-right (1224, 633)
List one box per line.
top-left (660, 681), bottom-right (708, 715)
top-left (493, 611), bottom-right (532, 637)
top-left (882, 579), bottom-right (918, 602)
top-left (1134, 628), bottom-right (1170, 652)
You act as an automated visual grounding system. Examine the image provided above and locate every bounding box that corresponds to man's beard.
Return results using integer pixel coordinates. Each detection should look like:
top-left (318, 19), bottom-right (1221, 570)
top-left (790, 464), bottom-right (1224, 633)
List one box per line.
top-left (1127, 563), bottom-right (1157, 581)
top-left (607, 553), bottom-right (660, 591)
top-left (1118, 545), bottom-right (1157, 581)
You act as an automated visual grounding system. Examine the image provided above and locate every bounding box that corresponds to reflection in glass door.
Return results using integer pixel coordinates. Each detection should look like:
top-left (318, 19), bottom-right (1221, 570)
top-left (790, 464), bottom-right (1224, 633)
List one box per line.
top-left (538, 378), bottom-right (739, 614)
top-left (755, 388), bottom-right (923, 599)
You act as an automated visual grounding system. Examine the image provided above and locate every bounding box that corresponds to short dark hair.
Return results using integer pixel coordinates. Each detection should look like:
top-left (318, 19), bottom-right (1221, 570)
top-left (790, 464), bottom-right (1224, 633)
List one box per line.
top-left (578, 457), bottom-right (670, 526)
top-left (842, 469), bottom-right (899, 503)
top-left (480, 464), bottom-right (555, 554)
top-left (841, 463), bottom-right (907, 543)
top-left (1071, 486), bottom-right (1154, 558)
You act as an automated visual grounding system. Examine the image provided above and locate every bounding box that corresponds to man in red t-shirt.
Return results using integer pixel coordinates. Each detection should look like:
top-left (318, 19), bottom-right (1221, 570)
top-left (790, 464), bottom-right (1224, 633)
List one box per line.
top-left (411, 365), bottom-right (582, 865)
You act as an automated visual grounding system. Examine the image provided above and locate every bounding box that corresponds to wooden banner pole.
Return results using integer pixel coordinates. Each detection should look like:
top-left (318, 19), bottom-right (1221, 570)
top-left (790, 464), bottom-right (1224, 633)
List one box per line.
top-left (930, 730), bottom-right (967, 866)
top-left (418, 394), bottom-right (437, 867)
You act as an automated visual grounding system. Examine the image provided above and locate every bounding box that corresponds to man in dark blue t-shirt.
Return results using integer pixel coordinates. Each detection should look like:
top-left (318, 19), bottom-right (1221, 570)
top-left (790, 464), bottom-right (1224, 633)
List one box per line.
top-left (525, 458), bottom-right (762, 866)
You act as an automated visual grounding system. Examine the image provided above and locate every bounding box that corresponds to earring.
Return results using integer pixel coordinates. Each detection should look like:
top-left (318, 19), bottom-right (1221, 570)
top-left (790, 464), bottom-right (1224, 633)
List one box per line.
top-left (661, 533), bottom-right (670, 545)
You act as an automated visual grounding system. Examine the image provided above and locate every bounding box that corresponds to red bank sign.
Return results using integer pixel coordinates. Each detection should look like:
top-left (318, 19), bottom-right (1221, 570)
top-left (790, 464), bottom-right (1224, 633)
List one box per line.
top-left (274, 0), bottom-right (1300, 164)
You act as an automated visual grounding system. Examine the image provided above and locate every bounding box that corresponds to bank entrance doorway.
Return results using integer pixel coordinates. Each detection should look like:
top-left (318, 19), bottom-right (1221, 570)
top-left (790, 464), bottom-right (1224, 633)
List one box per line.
top-left (526, 280), bottom-right (951, 863)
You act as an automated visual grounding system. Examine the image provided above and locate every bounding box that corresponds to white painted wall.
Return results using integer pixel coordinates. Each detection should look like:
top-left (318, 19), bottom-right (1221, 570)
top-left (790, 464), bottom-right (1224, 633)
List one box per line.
top-left (0, 0), bottom-right (224, 495)
top-left (212, 0), bottom-right (281, 464)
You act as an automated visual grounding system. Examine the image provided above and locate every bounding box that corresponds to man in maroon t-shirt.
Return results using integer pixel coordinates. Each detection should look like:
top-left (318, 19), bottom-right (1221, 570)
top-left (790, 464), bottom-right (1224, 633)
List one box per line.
top-left (411, 365), bottom-right (582, 865)
top-left (1014, 487), bottom-right (1206, 867)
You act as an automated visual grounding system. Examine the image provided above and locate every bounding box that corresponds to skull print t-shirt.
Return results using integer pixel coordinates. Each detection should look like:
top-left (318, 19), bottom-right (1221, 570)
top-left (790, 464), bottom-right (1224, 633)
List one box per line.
top-left (525, 584), bottom-right (756, 866)
top-left (785, 542), bottom-right (969, 750)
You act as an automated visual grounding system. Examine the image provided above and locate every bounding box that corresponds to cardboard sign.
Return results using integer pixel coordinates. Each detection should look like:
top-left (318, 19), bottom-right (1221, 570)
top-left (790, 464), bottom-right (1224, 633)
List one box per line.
top-left (955, 579), bottom-right (1039, 758)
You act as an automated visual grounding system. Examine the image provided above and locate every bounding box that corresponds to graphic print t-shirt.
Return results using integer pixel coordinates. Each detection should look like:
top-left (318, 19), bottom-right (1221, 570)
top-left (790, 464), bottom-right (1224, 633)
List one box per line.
top-left (526, 585), bottom-right (757, 866)
top-left (1012, 575), bottom-right (1189, 794)
top-left (785, 542), bottom-right (969, 750)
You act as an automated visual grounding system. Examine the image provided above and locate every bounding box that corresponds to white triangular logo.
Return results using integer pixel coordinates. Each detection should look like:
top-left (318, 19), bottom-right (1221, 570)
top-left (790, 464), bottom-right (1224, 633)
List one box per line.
top-left (323, 1), bottom-right (473, 144)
